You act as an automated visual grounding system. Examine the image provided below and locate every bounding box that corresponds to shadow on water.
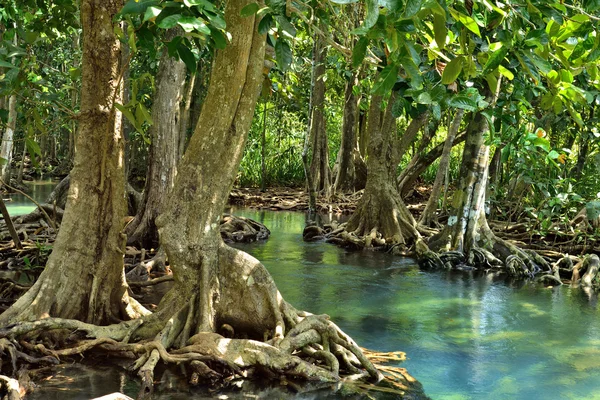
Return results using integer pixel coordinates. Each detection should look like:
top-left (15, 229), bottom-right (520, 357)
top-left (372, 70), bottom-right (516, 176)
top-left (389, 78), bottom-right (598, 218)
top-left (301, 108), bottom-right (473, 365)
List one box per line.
top-left (30, 208), bottom-right (600, 399)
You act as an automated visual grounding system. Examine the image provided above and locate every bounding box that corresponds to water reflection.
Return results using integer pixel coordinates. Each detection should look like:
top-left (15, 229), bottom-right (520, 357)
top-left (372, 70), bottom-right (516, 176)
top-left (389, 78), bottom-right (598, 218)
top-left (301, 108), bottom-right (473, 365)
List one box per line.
top-left (231, 209), bottom-right (600, 400)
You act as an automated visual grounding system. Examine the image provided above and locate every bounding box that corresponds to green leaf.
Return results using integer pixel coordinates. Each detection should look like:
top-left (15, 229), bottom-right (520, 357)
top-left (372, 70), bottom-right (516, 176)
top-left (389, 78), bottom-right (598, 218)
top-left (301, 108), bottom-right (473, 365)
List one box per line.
top-left (498, 65), bottom-right (514, 80)
top-left (433, 14), bottom-right (447, 49)
top-left (177, 43), bottom-right (197, 73)
top-left (441, 56), bottom-right (463, 84)
top-left (330, 0), bottom-right (359, 3)
top-left (240, 3), bottom-right (260, 16)
top-left (206, 12), bottom-right (226, 30)
top-left (119, 0), bottom-right (160, 16)
top-left (177, 16), bottom-right (210, 33)
top-left (404, 0), bottom-right (422, 17)
top-left (372, 64), bottom-right (399, 95)
top-left (25, 138), bottom-right (41, 156)
top-left (529, 52), bottom-right (552, 74)
top-left (68, 67), bottom-right (81, 80)
top-left (483, 46), bottom-right (508, 74)
top-left (24, 31), bottom-right (39, 44)
top-left (0, 60), bottom-right (16, 69)
top-left (392, 96), bottom-right (409, 117)
top-left (143, 6), bottom-right (162, 22)
top-left (258, 14), bottom-right (273, 35)
top-left (158, 14), bottom-right (182, 29)
top-left (276, 15), bottom-right (296, 37)
top-left (449, 9), bottom-right (480, 37)
top-left (352, 37), bottom-right (369, 68)
top-left (275, 39), bottom-right (292, 71)
top-left (417, 92), bottom-right (433, 104)
top-left (448, 95), bottom-right (478, 111)
top-left (363, 0), bottom-right (380, 29)
top-left (210, 27), bottom-right (228, 49)
top-left (115, 103), bottom-right (141, 132)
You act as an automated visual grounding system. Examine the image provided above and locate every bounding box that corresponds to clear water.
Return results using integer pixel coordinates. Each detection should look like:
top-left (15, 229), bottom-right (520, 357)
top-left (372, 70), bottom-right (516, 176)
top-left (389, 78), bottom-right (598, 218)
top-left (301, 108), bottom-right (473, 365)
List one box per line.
top-left (27, 208), bottom-right (600, 399)
top-left (4, 180), bottom-right (57, 216)
top-left (230, 209), bottom-right (600, 400)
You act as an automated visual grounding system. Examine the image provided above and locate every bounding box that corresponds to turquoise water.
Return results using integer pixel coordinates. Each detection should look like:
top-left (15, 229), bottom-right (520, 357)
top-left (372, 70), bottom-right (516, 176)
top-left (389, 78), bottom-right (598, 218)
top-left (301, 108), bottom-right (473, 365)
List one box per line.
top-left (27, 208), bottom-right (600, 399)
top-left (230, 209), bottom-right (600, 400)
top-left (4, 180), bottom-right (57, 216)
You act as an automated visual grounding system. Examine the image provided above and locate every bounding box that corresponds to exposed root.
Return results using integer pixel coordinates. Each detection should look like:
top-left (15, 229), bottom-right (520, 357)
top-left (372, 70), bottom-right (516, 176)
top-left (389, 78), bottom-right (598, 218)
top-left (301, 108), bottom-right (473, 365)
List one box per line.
top-left (220, 214), bottom-right (270, 243)
top-left (422, 226), bottom-right (552, 280)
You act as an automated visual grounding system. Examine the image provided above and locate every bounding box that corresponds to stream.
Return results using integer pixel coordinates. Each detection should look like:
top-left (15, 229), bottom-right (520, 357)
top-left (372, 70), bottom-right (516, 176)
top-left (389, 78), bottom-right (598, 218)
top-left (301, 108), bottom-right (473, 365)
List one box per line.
top-left (7, 196), bottom-right (600, 399)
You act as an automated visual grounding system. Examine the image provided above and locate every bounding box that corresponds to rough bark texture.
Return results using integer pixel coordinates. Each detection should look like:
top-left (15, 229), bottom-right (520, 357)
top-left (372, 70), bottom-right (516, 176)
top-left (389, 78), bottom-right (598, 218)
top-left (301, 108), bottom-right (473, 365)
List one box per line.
top-left (423, 112), bottom-right (550, 277)
top-left (344, 94), bottom-right (420, 247)
top-left (419, 110), bottom-right (464, 226)
top-left (308, 33), bottom-right (331, 194)
top-left (153, 2), bottom-right (268, 334)
top-left (0, 0), bottom-right (143, 325)
top-left (333, 76), bottom-right (359, 193)
top-left (125, 31), bottom-right (186, 248)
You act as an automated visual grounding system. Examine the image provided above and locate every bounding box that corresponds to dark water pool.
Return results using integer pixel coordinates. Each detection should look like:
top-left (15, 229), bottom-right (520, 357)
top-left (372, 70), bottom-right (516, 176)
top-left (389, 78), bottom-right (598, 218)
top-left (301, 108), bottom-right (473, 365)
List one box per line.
top-left (29, 208), bottom-right (600, 399)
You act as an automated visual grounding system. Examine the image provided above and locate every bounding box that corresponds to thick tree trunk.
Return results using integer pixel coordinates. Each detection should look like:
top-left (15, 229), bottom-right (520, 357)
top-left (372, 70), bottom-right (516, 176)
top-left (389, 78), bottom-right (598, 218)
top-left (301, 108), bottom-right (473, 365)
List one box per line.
top-left (153, 2), bottom-right (268, 334)
top-left (344, 93), bottom-right (420, 247)
top-left (419, 109), bottom-right (464, 226)
top-left (125, 31), bottom-right (187, 248)
top-left (0, 0), bottom-right (145, 325)
top-left (308, 33), bottom-right (331, 194)
top-left (333, 76), bottom-right (359, 193)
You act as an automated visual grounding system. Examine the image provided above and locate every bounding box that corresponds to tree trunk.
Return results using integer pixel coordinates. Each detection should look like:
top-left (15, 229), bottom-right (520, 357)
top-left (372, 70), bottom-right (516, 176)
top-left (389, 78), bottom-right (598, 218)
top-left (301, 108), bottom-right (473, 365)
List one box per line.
top-left (397, 130), bottom-right (467, 197)
top-left (333, 76), bottom-right (359, 193)
top-left (396, 111), bottom-right (429, 163)
top-left (0, 0), bottom-right (145, 325)
top-left (344, 93), bottom-right (420, 247)
top-left (125, 30), bottom-right (187, 248)
top-left (308, 33), bottom-right (331, 195)
top-left (178, 72), bottom-right (196, 160)
top-left (424, 111), bottom-right (549, 277)
top-left (16, 143), bottom-right (26, 185)
top-left (152, 1), bottom-right (268, 335)
top-left (1, 93), bottom-right (16, 184)
top-left (419, 109), bottom-right (464, 226)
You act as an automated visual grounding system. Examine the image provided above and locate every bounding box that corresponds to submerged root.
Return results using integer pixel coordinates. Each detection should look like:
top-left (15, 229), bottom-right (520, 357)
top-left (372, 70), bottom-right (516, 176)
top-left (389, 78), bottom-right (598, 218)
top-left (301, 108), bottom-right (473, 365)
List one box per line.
top-left (421, 228), bottom-right (552, 279)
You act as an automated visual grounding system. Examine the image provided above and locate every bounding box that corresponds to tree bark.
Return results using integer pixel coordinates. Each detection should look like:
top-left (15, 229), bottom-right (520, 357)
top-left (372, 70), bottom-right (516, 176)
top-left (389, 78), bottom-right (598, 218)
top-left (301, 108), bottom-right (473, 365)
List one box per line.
top-left (1, 93), bottom-right (16, 184)
top-left (419, 109), bottom-right (464, 226)
top-left (333, 75), bottom-right (359, 193)
top-left (153, 2), bottom-right (268, 334)
top-left (178, 72), bottom-right (196, 160)
top-left (344, 93), bottom-right (420, 246)
top-left (424, 110), bottom-right (549, 277)
top-left (397, 130), bottom-right (467, 197)
top-left (307, 32), bottom-right (331, 195)
top-left (125, 29), bottom-right (187, 248)
top-left (0, 0), bottom-right (145, 325)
